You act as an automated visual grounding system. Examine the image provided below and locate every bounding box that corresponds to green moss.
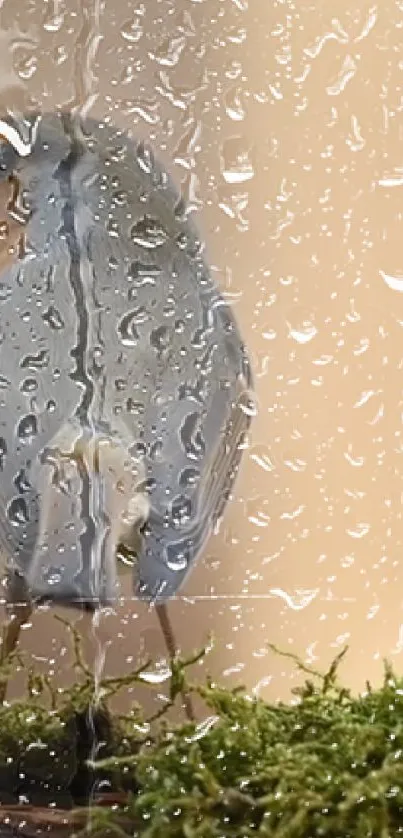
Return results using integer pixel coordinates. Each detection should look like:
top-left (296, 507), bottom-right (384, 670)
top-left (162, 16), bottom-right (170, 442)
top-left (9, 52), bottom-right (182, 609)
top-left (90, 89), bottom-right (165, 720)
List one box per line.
top-left (88, 647), bottom-right (403, 837)
top-left (0, 700), bottom-right (76, 792)
top-left (1, 627), bottom-right (403, 836)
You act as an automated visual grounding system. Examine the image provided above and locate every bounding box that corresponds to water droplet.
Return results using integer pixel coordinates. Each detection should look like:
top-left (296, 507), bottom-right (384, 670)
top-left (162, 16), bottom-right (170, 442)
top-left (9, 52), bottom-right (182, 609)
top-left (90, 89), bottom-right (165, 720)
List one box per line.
top-left (0, 437), bottom-right (7, 470)
top-left (118, 311), bottom-right (140, 346)
top-left (184, 715), bottom-right (220, 743)
top-left (144, 478), bottom-right (157, 495)
top-left (0, 283), bottom-right (12, 301)
top-left (43, 8), bottom-right (65, 31)
top-left (15, 52), bottom-right (38, 80)
top-left (250, 445), bottom-right (275, 474)
top-left (7, 496), bottom-right (29, 526)
top-left (195, 345), bottom-right (216, 376)
top-left (127, 261), bottom-right (161, 286)
top-left (107, 144), bottom-right (127, 164)
top-left (17, 413), bottom-right (38, 443)
top-left (112, 190), bottom-right (127, 207)
top-left (126, 398), bottom-right (145, 415)
top-left (239, 394), bottom-right (257, 419)
top-left (380, 270), bottom-right (403, 292)
top-left (136, 142), bottom-right (154, 174)
top-left (0, 223), bottom-right (9, 241)
top-left (178, 379), bottom-right (208, 405)
top-left (43, 566), bottom-right (64, 586)
top-left (130, 306), bottom-right (149, 324)
top-left (42, 306), bottom-right (65, 330)
top-left (130, 441), bottom-right (147, 458)
top-left (121, 15), bottom-right (144, 43)
top-left (20, 351), bottom-right (49, 371)
top-left (224, 86), bottom-right (245, 122)
top-left (108, 255), bottom-right (119, 271)
top-left (180, 412), bottom-right (205, 460)
top-left (131, 217), bottom-right (167, 249)
top-left (115, 378), bottom-right (127, 391)
top-left (170, 495), bottom-right (192, 528)
top-left (220, 136), bottom-right (255, 184)
top-left (0, 116), bottom-right (39, 158)
top-left (117, 544), bottom-right (138, 568)
top-left (286, 316), bottom-right (317, 345)
top-left (163, 297), bottom-right (176, 318)
top-left (139, 666), bottom-right (171, 685)
top-left (179, 467), bottom-right (200, 488)
top-left (150, 325), bottom-right (170, 353)
top-left (164, 539), bottom-right (191, 572)
top-left (151, 34), bottom-right (186, 68)
top-left (20, 378), bottom-right (38, 394)
top-left (270, 587), bottom-right (318, 611)
top-left (14, 468), bottom-right (31, 493)
top-left (149, 439), bottom-right (163, 460)
top-left (106, 218), bottom-right (119, 238)
top-left (346, 522), bottom-right (370, 539)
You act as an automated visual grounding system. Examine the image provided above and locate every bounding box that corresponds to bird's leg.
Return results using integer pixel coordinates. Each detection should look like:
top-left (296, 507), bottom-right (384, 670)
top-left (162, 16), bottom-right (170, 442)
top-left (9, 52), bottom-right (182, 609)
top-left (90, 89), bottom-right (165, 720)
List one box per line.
top-left (0, 571), bottom-right (32, 703)
top-left (155, 603), bottom-right (195, 722)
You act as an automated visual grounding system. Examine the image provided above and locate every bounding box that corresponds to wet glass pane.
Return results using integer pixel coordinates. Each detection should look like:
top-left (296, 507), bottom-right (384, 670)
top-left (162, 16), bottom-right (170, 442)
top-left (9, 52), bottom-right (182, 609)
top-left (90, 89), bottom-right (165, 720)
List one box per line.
top-left (0, 0), bottom-right (402, 834)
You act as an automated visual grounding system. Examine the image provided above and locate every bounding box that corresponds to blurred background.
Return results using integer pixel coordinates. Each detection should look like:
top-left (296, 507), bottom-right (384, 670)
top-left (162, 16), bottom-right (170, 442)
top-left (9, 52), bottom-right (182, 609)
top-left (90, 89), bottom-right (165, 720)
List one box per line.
top-left (1, 0), bottom-right (403, 717)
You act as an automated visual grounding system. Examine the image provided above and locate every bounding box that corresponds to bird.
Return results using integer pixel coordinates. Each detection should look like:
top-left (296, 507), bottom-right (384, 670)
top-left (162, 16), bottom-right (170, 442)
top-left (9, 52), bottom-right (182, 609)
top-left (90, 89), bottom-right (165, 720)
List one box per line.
top-left (0, 110), bottom-right (254, 716)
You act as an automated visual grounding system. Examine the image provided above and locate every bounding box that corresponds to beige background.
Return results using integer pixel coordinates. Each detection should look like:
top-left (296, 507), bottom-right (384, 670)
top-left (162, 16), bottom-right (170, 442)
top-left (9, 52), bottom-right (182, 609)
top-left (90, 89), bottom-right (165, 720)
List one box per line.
top-left (0, 0), bottom-right (403, 717)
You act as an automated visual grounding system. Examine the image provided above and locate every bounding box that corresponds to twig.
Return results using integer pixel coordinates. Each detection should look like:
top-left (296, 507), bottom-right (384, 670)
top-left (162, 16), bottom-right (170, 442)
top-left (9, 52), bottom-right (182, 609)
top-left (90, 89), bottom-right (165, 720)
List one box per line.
top-left (0, 599), bottom-right (32, 703)
top-left (155, 603), bottom-right (195, 722)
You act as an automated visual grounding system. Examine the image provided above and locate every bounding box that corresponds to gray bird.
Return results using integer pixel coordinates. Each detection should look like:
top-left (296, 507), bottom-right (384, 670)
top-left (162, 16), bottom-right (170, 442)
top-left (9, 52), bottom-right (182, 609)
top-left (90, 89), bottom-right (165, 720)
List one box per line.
top-left (0, 111), bottom-right (254, 695)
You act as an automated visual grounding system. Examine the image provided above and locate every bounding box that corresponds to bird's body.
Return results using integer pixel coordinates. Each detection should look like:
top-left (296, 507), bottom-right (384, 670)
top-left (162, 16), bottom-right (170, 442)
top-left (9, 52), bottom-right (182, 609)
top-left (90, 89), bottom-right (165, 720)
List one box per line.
top-left (0, 111), bottom-right (253, 612)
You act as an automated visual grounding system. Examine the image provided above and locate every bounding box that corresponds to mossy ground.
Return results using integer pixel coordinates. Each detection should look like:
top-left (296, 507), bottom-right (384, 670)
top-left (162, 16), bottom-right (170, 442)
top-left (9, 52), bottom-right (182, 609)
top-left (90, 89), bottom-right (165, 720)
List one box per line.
top-left (0, 620), bottom-right (402, 837)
